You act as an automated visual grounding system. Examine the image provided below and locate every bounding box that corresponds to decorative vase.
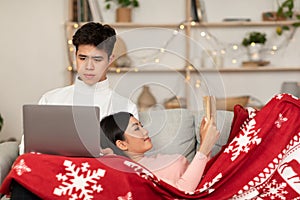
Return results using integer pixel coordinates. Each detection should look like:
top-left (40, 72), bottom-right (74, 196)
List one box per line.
top-left (116, 7), bottom-right (132, 22)
top-left (137, 86), bottom-right (157, 111)
top-left (247, 44), bottom-right (263, 61)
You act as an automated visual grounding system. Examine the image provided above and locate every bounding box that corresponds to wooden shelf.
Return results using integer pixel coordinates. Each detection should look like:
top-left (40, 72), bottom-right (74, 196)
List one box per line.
top-left (195, 66), bottom-right (300, 72)
top-left (66, 21), bottom-right (180, 29)
top-left (66, 20), bottom-right (298, 29)
top-left (191, 21), bottom-right (299, 28)
top-left (105, 66), bottom-right (300, 73)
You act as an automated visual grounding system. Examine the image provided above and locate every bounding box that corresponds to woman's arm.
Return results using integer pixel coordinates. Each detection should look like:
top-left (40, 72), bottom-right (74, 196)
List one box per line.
top-left (171, 117), bottom-right (220, 192)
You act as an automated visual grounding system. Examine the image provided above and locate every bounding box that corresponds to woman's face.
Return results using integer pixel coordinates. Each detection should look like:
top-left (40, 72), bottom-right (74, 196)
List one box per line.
top-left (122, 117), bottom-right (153, 154)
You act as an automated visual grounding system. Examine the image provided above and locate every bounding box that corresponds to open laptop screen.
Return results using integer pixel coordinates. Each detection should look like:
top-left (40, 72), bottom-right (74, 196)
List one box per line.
top-left (23, 104), bottom-right (100, 157)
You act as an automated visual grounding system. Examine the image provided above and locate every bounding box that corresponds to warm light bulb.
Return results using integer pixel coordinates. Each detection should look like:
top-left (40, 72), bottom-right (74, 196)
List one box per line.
top-left (188, 65), bottom-right (194, 70)
top-left (116, 68), bottom-right (121, 73)
top-left (232, 59), bottom-right (237, 64)
top-left (195, 79), bottom-right (201, 88)
top-left (68, 40), bottom-right (73, 45)
top-left (232, 45), bottom-right (238, 50)
top-left (67, 66), bottom-right (73, 71)
top-left (179, 24), bottom-right (185, 30)
top-left (185, 75), bottom-right (191, 81)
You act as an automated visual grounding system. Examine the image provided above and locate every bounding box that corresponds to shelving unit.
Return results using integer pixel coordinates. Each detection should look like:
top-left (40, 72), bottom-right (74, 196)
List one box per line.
top-left (66, 0), bottom-right (300, 108)
top-left (65, 9), bottom-right (300, 79)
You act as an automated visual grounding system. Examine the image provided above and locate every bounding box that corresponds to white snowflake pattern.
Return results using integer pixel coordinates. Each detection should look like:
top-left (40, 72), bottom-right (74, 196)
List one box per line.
top-left (225, 109), bottom-right (261, 161)
top-left (53, 160), bottom-right (106, 200)
top-left (260, 179), bottom-right (288, 200)
top-left (197, 173), bottom-right (222, 194)
top-left (124, 160), bottom-right (154, 180)
top-left (275, 113), bottom-right (288, 128)
top-left (117, 192), bottom-right (133, 200)
top-left (276, 94), bottom-right (284, 100)
top-left (13, 159), bottom-right (31, 176)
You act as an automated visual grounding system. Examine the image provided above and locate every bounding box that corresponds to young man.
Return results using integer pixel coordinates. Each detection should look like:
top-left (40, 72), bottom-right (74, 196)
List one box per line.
top-left (19, 22), bottom-right (138, 154)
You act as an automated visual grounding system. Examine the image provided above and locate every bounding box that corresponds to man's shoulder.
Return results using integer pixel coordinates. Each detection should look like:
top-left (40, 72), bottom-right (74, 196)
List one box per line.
top-left (39, 85), bottom-right (74, 104)
top-left (43, 85), bottom-right (74, 96)
top-left (110, 90), bottom-right (134, 103)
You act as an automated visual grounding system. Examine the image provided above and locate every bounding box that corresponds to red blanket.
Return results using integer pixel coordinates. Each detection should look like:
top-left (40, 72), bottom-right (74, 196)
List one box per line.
top-left (1, 93), bottom-right (300, 199)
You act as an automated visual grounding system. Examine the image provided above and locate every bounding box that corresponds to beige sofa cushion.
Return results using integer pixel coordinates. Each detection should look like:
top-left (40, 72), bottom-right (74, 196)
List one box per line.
top-left (139, 109), bottom-right (196, 162)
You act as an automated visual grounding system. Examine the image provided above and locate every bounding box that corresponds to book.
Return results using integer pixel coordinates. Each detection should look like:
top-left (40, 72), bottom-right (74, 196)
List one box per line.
top-left (191, 0), bottom-right (207, 22)
top-left (203, 96), bottom-right (217, 123)
top-left (87, 0), bottom-right (103, 22)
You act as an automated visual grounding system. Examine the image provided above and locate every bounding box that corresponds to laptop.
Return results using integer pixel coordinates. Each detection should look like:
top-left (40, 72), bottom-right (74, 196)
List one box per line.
top-left (23, 104), bottom-right (101, 157)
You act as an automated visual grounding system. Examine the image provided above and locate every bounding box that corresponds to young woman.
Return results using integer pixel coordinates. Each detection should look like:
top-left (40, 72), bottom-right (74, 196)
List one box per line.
top-left (100, 112), bottom-right (220, 192)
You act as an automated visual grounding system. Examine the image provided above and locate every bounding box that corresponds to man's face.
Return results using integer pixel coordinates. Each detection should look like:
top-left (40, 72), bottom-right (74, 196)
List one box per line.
top-left (76, 44), bottom-right (113, 85)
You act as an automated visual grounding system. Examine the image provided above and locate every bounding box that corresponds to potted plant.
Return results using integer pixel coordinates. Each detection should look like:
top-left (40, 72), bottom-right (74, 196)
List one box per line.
top-left (105, 0), bottom-right (140, 22)
top-left (242, 31), bottom-right (267, 61)
top-left (276, 0), bottom-right (300, 35)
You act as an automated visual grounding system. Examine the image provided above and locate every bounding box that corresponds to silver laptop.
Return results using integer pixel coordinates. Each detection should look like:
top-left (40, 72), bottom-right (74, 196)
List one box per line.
top-left (23, 104), bottom-right (101, 157)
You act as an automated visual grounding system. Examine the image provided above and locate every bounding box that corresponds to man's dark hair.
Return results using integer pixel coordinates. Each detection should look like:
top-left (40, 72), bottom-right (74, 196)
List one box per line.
top-left (72, 22), bottom-right (116, 57)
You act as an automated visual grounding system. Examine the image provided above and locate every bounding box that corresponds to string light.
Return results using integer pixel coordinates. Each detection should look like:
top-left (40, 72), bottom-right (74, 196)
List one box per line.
top-left (232, 45), bottom-right (238, 50)
top-left (67, 66), bottom-right (73, 71)
top-left (195, 79), bottom-right (201, 88)
top-left (67, 19), bottom-right (296, 75)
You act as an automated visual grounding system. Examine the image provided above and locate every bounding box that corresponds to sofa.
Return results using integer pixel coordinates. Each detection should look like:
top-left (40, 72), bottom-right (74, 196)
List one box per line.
top-left (0, 108), bottom-right (233, 198)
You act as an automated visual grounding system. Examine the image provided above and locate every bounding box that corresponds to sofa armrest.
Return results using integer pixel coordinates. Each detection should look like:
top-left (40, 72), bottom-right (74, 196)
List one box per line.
top-left (0, 141), bottom-right (19, 187)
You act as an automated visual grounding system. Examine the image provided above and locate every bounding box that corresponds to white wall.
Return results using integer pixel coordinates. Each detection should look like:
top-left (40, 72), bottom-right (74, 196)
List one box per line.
top-left (0, 0), bottom-right (69, 141)
top-left (0, 0), bottom-right (300, 142)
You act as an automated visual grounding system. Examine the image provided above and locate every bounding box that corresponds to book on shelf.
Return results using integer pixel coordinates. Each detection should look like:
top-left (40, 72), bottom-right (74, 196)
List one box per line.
top-left (70, 0), bottom-right (94, 22)
top-left (191, 0), bottom-right (207, 22)
top-left (87, 0), bottom-right (103, 22)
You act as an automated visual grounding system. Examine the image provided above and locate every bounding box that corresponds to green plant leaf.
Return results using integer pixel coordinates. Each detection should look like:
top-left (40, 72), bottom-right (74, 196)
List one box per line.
top-left (282, 25), bottom-right (290, 30)
top-left (105, 0), bottom-right (140, 9)
top-left (242, 31), bottom-right (267, 46)
top-left (292, 22), bottom-right (300, 27)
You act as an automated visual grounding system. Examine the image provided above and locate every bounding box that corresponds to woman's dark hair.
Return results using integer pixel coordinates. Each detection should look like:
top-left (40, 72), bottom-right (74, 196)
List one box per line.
top-left (72, 22), bottom-right (116, 57)
top-left (100, 112), bottom-right (133, 157)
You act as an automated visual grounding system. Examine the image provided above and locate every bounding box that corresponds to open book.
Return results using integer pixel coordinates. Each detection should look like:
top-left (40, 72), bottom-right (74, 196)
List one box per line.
top-left (203, 96), bottom-right (217, 123)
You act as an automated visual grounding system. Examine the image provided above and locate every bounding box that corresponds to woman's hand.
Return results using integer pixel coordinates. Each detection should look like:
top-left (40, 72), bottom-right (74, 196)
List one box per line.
top-left (198, 117), bottom-right (220, 156)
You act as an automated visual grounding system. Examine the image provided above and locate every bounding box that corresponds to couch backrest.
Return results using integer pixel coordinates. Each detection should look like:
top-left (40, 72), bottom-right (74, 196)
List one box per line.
top-left (139, 109), bottom-right (234, 162)
top-left (139, 109), bottom-right (196, 162)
